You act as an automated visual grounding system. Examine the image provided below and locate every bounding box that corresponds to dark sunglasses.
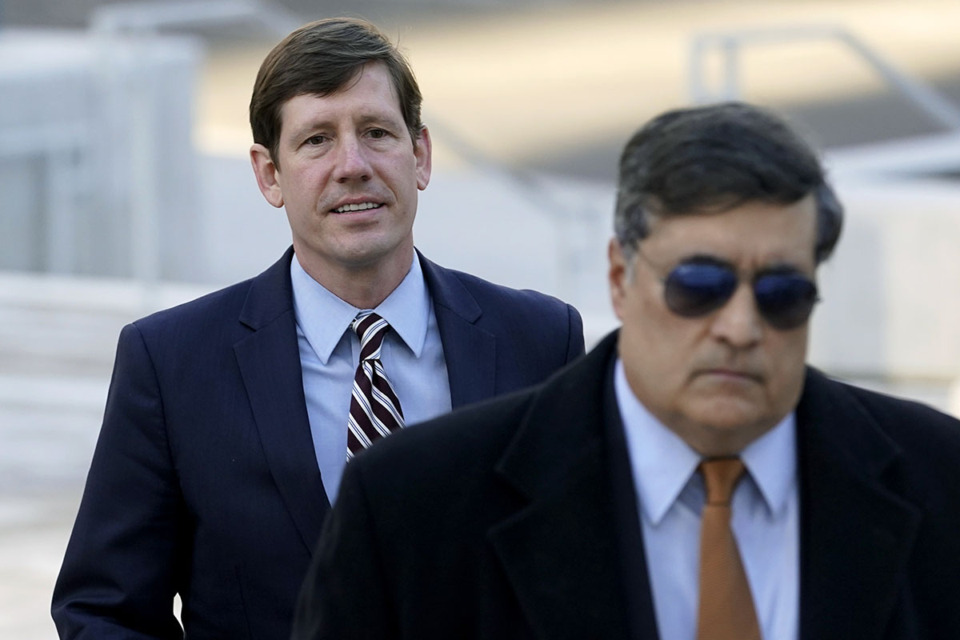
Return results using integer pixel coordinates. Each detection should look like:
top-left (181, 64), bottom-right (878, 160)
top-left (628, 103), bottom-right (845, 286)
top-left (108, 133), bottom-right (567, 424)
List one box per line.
top-left (637, 252), bottom-right (819, 331)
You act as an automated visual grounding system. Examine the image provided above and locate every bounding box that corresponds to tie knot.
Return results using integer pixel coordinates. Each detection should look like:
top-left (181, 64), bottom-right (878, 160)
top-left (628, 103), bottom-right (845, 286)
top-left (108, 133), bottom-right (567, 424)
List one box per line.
top-left (699, 457), bottom-right (746, 506)
top-left (351, 312), bottom-right (390, 361)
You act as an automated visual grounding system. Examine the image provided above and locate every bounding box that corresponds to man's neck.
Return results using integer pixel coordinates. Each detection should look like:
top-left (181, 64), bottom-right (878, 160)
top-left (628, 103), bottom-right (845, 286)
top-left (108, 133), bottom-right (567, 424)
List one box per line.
top-left (295, 249), bottom-right (415, 310)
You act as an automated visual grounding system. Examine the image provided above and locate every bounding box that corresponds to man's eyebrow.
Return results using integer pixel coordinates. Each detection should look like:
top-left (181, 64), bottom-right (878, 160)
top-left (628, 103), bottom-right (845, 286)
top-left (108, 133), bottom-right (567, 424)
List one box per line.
top-left (678, 253), bottom-right (731, 267)
top-left (757, 261), bottom-right (808, 274)
top-left (285, 112), bottom-right (403, 141)
top-left (284, 119), bottom-right (332, 143)
top-left (354, 111), bottom-right (404, 128)
top-left (679, 254), bottom-right (808, 272)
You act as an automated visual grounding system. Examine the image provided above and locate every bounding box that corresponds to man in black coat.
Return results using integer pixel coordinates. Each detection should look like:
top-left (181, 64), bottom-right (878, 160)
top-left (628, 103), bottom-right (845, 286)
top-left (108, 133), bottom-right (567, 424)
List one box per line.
top-left (294, 102), bottom-right (960, 639)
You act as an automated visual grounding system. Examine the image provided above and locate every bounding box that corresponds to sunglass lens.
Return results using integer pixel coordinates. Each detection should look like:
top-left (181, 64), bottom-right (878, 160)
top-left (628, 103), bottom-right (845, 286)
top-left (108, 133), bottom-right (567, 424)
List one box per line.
top-left (664, 263), bottom-right (737, 317)
top-left (754, 274), bottom-right (818, 330)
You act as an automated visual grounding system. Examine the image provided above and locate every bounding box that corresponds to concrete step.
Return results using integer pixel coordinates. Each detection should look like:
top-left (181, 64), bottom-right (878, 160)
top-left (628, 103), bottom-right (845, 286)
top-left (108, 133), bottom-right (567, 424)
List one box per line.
top-left (0, 271), bottom-right (212, 376)
top-left (0, 271), bottom-right (213, 490)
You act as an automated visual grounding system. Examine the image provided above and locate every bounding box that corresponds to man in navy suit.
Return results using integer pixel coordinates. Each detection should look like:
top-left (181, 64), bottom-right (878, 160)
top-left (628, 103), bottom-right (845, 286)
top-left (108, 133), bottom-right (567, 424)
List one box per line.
top-left (52, 18), bottom-right (583, 640)
top-left (293, 102), bottom-right (960, 639)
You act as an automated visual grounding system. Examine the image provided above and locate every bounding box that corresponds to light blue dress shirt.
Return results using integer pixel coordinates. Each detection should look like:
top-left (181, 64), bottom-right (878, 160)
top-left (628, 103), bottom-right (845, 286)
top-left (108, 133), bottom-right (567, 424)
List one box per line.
top-left (290, 254), bottom-right (451, 503)
top-left (614, 359), bottom-right (799, 640)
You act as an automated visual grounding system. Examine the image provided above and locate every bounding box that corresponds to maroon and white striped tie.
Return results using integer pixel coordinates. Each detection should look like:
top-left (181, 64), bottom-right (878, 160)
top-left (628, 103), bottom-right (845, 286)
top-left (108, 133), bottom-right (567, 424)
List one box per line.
top-left (347, 311), bottom-right (405, 459)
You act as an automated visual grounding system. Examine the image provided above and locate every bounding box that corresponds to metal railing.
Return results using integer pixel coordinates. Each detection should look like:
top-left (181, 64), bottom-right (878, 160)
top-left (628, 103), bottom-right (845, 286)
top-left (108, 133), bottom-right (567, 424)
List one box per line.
top-left (89, 0), bottom-right (301, 37)
top-left (88, 0), bottom-right (598, 300)
top-left (689, 25), bottom-right (960, 131)
top-left (87, 0), bottom-right (302, 285)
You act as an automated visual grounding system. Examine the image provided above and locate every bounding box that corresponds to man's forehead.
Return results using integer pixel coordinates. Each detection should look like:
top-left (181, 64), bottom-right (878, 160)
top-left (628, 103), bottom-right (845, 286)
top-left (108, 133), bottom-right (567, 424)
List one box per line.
top-left (643, 196), bottom-right (819, 265)
top-left (278, 82), bottom-right (404, 135)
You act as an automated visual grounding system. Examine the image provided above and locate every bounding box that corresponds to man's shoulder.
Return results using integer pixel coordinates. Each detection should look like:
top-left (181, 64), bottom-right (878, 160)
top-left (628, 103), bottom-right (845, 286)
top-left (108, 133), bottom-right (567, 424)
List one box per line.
top-left (409, 384), bottom-right (536, 442)
top-left (352, 333), bottom-right (615, 484)
top-left (421, 254), bottom-right (575, 314)
top-left (805, 368), bottom-right (960, 459)
top-left (419, 254), bottom-right (584, 362)
top-left (136, 279), bottom-right (249, 323)
top-left (350, 385), bottom-right (538, 489)
top-left (131, 251), bottom-right (292, 339)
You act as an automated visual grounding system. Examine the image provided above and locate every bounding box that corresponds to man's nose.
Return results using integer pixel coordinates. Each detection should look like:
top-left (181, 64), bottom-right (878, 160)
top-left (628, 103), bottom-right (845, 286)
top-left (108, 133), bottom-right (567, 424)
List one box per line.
top-left (333, 136), bottom-right (372, 182)
top-left (709, 283), bottom-right (763, 347)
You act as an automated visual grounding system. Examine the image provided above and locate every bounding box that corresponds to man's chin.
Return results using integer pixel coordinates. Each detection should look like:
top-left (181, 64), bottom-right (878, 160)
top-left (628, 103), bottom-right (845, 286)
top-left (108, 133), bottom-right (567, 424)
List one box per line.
top-left (681, 399), bottom-right (777, 450)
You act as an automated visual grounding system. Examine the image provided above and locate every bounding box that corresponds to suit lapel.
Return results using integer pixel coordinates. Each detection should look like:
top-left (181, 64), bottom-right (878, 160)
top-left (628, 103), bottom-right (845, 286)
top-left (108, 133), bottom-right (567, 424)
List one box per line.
top-left (234, 249), bottom-right (329, 554)
top-left (603, 366), bottom-right (662, 640)
top-left (796, 370), bottom-right (921, 640)
top-left (418, 253), bottom-right (496, 407)
top-left (489, 333), bottom-right (653, 639)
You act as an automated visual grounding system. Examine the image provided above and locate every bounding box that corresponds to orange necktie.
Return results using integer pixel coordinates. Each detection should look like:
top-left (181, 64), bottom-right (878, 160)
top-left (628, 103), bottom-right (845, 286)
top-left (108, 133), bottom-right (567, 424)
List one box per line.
top-left (696, 457), bottom-right (762, 640)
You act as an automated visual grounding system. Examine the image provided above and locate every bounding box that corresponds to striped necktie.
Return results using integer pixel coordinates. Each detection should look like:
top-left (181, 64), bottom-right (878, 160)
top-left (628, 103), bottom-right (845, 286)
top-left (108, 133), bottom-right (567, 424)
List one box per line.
top-left (347, 311), bottom-right (404, 459)
top-left (697, 457), bottom-right (761, 640)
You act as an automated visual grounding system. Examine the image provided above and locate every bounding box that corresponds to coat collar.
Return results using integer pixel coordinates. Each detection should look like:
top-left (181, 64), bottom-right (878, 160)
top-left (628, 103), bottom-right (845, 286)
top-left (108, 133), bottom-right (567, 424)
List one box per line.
top-left (796, 369), bottom-right (921, 640)
top-left (418, 250), bottom-right (497, 408)
top-left (488, 331), bottom-right (923, 640)
top-left (490, 331), bottom-right (657, 639)
top-left (234, 247), bottom-right (330, 554)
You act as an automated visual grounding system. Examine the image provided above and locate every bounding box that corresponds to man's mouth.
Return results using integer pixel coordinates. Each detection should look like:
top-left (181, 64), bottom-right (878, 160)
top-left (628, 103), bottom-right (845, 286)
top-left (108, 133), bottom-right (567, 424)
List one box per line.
top-left (697, 368), bottom-right (762, 383)
top-left (332, 202), bottom-right (382, 214)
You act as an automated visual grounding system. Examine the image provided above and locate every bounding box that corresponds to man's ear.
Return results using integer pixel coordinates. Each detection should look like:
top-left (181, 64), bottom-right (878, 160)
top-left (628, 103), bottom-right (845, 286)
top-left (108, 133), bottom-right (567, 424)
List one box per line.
top-left (414, 126), bottom-right (432, 191)
top-left (250, 143), bottom-right (284, 208)
top-left (608, 238), bottom-right (629, 321)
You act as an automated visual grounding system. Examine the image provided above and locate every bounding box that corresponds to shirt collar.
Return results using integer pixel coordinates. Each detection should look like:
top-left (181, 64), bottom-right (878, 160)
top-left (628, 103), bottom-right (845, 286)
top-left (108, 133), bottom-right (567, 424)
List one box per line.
top-left (739, 405), bottom-right (796, 517)
top-left (290, 253), bottom-right (431, 364)
top-left (614, 358), bottom-right (797, 525)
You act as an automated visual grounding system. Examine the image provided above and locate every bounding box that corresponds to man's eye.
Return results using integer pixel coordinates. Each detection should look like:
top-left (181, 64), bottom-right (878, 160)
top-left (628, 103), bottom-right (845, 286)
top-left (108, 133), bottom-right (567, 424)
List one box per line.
top-left (305, 135), bottom-right (326, 145)
top-left (368, 129), bottom-right (388, 139)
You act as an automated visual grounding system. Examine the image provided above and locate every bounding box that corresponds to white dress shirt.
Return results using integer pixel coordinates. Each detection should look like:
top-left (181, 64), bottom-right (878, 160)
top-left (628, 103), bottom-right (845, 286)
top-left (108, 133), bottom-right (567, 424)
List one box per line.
top-left (614, 358), bottom-right (799, 640)
top-left (291, 253), bottom-right (451, 503)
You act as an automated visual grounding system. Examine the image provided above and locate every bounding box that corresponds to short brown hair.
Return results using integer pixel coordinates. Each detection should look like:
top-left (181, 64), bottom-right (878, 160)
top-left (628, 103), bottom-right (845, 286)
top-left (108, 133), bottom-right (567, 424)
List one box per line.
top-left (249, 17), bottom-right (424, 168)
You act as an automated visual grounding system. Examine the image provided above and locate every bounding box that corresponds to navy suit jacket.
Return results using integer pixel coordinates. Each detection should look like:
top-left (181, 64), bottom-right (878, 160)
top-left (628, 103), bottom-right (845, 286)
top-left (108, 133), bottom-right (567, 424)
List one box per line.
top-left (52, 248), bottom-right (584, 640)
top-left (296, 330), bottom-right (960, 640)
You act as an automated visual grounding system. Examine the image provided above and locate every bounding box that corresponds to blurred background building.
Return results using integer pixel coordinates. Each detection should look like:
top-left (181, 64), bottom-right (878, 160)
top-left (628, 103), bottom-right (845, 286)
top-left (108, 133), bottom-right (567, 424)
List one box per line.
top-left (2, 0), bottom-right (960, 636)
